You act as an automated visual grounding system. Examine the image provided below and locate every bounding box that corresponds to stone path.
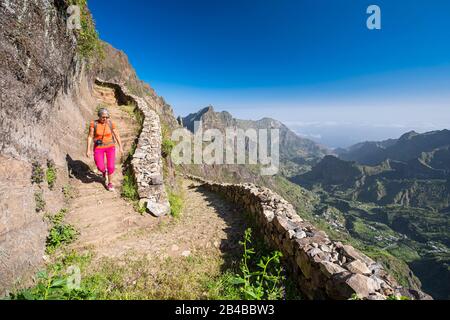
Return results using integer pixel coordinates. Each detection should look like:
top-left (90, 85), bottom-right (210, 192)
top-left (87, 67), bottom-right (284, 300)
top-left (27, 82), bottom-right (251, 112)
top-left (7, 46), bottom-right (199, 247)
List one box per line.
top-left (66, 85), bottom-right (247, 265)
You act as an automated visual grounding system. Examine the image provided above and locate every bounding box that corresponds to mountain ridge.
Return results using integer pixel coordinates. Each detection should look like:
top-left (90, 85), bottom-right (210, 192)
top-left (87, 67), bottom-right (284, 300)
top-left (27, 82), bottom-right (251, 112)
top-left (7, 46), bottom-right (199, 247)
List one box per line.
top-left (182, 105), bottom-right (330, 175)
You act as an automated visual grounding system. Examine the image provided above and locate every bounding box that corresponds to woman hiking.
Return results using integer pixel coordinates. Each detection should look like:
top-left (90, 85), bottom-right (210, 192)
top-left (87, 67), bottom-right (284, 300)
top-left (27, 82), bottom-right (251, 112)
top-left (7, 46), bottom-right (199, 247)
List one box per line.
top-left (86, 108), bottom-right (124, 191)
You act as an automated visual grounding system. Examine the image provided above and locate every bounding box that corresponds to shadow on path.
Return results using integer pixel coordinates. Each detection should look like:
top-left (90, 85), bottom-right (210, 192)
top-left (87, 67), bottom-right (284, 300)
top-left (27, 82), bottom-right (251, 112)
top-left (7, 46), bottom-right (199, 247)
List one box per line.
top-left (66, 154), bottom-right (103, 185)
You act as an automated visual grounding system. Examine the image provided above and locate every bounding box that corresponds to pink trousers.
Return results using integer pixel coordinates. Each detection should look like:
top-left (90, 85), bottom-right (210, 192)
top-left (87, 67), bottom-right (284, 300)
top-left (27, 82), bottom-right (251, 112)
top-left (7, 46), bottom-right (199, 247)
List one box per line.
top-left (94, 146), bottom-right (116, 175)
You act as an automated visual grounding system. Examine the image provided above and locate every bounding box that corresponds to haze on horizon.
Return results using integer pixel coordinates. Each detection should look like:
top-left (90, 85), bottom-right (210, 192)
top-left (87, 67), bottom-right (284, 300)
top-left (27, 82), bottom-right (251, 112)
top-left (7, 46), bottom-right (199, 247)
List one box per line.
top-left (89, 0), bottom-right (450, 148)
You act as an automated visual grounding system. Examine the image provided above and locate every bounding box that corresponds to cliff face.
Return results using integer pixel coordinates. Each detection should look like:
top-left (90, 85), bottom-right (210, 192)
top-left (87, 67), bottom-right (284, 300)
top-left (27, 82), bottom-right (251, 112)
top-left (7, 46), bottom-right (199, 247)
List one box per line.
top-left (0, 0), bottom-right (97, 294)
top-left (0, 1), bottom-right (178, 294)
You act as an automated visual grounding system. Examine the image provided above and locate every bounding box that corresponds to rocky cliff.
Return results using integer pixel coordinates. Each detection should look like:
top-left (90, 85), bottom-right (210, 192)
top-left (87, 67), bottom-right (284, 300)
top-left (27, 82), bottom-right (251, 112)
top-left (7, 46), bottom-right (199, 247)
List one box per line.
top-left (0, 0), bottom-right (99, 293)
top-left (0, 0), bottom-right (173, 293)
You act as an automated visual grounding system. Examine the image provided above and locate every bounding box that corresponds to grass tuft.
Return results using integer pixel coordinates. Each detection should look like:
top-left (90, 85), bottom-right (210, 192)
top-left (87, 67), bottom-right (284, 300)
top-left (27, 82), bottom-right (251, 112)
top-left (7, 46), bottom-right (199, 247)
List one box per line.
top-left (168, 191), bottom-right (183, 218)
top-left (46, 160), bottom-right (57, 190)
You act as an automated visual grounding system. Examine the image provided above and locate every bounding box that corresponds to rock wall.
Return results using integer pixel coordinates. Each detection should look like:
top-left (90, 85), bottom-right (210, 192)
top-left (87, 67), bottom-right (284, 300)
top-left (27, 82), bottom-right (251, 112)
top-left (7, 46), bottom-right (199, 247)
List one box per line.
top-left (0, 0), bottom-right (98, 295)
top-left (95, 79), bottom-right (170, 216)
top-left (187, 175), bottom-right (432, 300)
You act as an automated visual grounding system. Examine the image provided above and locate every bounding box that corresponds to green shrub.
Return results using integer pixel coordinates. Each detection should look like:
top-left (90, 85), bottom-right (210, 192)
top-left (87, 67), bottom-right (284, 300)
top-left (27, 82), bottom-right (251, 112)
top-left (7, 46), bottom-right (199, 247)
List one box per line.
top-left (46, 225), bottom-right (79, 254)
top-left (231, 228), bottom-right (284, 300)
top-left (8, 254), bottom-right (97, 300)
top-left (121, 167), bottom-right (139, 201)
top-left (46, 209), bottom-right (78, 253)
top-left (162, 139), bottom-right (175, 158)
top-left (168, 191), bottom-right (183, 218)
top-left (46, 160), bottom-right (57, 190)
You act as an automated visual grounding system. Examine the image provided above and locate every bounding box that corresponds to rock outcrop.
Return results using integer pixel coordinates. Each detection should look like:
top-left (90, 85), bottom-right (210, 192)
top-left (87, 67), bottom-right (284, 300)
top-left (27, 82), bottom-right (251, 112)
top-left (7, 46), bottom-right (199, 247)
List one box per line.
top-left (0, 0), bottom-right (98, 294)
top-left (0, 0), bottom-right (170, 294)
top-left (187, 175), bottom-right (432, 300)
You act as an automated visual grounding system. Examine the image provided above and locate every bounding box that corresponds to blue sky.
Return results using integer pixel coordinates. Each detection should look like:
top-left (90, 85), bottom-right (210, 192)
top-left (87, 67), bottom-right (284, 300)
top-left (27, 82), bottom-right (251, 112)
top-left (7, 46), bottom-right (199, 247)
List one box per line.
top-left (89, 0), bottom-right (450, 147)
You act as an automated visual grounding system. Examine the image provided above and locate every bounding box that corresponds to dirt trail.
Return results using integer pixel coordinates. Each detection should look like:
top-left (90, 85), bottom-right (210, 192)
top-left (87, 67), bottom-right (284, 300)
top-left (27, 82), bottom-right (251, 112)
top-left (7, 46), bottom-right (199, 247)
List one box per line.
top-left (66, 85), bottom-right (246, 266)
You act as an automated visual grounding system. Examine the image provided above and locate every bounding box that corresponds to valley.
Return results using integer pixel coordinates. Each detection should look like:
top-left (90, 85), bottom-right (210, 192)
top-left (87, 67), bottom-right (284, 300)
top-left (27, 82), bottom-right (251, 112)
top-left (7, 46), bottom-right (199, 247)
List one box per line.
top-left (180, 107), bottom-right (449, 299)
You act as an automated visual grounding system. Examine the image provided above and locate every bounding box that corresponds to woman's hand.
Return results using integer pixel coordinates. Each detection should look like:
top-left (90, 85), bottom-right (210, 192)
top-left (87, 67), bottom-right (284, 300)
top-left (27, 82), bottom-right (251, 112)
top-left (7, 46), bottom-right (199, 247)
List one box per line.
top-left (86, 150), bottom-right (91, 158)
top-left (119, 146), bottom-right (124, 156)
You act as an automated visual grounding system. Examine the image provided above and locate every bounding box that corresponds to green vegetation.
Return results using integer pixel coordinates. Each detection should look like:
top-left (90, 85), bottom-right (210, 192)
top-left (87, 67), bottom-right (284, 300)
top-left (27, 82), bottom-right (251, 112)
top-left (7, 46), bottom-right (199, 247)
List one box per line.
top-left (121, 167), bottom-right (139, 201)
top-left (206, 226), bottom-right (300, 300)
top-left (162, 139), bottom-right (175, 158)
top-left (31, 161), bottom-right (44, 185)
top-left (119, 99), bottom-right (146, 214)
top-left (349, 293), bottom-right (362, 300)
top-left (160, 123), bottom-right (175, 158)
top-left (34, 191), bottom-right (46, 213)
top-left (68, 0), bottom-right (104, 62)
top-left (46, 209), bottom-right (79, 254)
top-left (387, 295), bottom-right (410, 300)
top-left (8, 252), bottom-right (96, 300)
top-left (230, 229), bottom-right (284, 300)
top-left (168, 191), bottom-right (183, 218)
top-left (121, 166), bottom-right (147, 214)
top-left (8, 219), bottom-right (299, 300)
top-left (45, 160), bottom-right (57, 190)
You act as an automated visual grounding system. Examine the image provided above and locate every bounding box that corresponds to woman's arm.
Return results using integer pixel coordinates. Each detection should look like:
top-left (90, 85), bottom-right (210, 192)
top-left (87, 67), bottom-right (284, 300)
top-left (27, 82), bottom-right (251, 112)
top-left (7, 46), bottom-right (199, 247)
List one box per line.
top-left (86, 125), bottom-right (94, 158)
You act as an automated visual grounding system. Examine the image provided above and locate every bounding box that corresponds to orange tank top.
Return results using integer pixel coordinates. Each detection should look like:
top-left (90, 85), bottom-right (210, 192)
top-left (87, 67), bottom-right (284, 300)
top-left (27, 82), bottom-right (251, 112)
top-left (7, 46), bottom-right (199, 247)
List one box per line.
top-left (90, 120), bottom-right (116, 149)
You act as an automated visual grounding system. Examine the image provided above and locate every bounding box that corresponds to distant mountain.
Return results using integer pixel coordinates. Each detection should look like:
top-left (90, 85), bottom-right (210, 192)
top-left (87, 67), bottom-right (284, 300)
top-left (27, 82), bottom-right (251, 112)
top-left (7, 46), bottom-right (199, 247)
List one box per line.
top-left (182, 106), bottom-right (330, 173)
top-left (337, 130), bottom-right (450, 168)
top-left (293, 131), bottom-right (450, 299)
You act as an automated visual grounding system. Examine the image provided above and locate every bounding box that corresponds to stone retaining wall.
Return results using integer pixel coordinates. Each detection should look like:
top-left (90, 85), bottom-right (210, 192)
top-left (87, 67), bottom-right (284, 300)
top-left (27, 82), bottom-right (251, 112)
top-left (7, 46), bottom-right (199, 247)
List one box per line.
top-left (187, 175), bottom-right (432, 300)
top-left (96, 79), bottom-right (170, 216)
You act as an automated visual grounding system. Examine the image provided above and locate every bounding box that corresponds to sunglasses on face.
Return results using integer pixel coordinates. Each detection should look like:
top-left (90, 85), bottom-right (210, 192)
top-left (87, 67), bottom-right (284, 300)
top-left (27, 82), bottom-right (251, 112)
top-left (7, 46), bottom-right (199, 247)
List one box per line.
top-left (101, 116), bottom-right (109, 119)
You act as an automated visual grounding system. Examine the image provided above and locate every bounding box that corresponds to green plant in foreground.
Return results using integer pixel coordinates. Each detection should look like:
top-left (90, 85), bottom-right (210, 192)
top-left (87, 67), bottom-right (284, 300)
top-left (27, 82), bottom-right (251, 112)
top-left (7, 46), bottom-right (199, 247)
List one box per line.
top-left (231, 228), bottom-right (284, 300)
top-left (8, 255), bottom-right (96, 300)
top-left (121, 167), bottom-right (139, 201)
top-left (46, 209), bottom-right (78, 253)
top-left (46, 160), bottom-right (57, 190)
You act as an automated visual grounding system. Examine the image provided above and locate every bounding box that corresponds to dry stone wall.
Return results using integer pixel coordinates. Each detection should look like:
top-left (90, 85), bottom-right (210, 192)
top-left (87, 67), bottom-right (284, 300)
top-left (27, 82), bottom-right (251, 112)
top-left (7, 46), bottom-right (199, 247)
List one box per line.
top-left (95, 79), bottom-right (169, 216)
top-left (187, 175), bottom-right (432, 300)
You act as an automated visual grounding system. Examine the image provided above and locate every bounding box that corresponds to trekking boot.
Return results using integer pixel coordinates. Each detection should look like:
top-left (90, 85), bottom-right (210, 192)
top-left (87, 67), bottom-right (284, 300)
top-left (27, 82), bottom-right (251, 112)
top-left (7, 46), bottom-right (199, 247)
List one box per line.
top-left (107, 183), bottom-right (115, 192)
